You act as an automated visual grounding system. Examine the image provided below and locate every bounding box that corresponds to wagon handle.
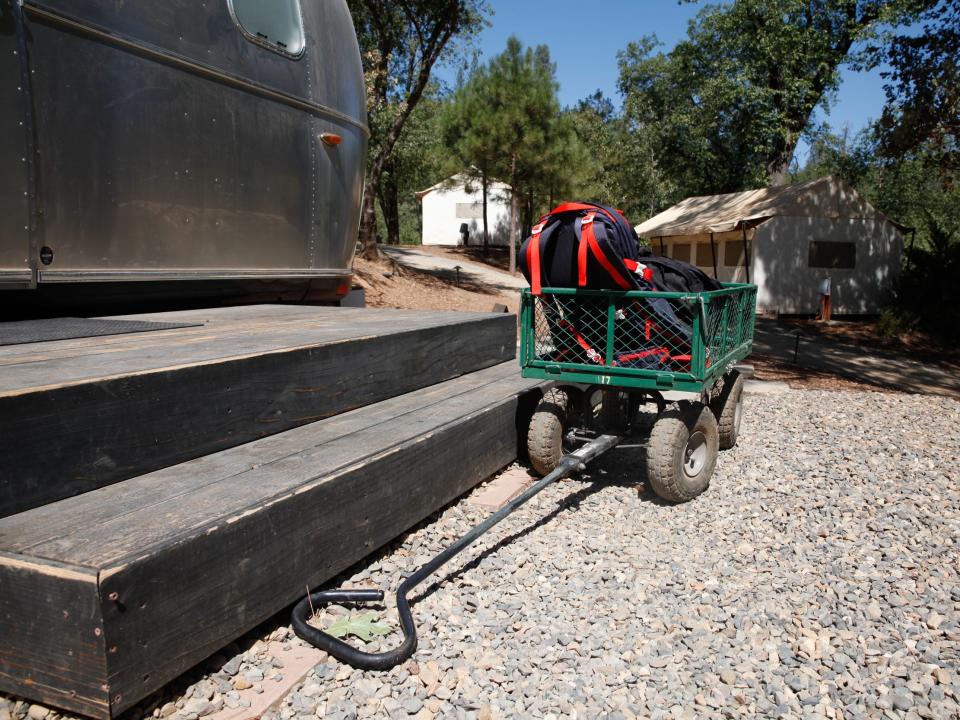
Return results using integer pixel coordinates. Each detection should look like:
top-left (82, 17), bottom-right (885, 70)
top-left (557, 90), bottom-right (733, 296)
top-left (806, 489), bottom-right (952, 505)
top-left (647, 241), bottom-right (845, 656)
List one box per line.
top-left (291, 433), bottom-right (620, 670)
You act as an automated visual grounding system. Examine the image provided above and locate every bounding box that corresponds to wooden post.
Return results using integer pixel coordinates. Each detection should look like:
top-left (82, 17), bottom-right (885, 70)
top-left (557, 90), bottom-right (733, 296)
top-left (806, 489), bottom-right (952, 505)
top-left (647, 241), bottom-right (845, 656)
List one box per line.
top-left (741, 224), bottom-right (751, 283)
top-left (709, 232), bottom-right (718, 279)
top-left (818, 276), bottom-right (832, 322)
top-left (659, 236), bottom-right (665, 256)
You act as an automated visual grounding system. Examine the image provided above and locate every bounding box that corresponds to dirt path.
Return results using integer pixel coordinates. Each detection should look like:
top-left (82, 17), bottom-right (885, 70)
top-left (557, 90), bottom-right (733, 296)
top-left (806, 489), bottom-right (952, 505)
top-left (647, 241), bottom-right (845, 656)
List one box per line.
top-left (352, 255), bottom-right (519, 315)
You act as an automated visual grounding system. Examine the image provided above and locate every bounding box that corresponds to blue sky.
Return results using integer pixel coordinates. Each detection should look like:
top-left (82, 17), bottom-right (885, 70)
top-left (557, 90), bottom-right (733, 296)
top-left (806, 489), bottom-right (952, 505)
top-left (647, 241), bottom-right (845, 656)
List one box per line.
top-left (437, 0), bottom-right (889, 165)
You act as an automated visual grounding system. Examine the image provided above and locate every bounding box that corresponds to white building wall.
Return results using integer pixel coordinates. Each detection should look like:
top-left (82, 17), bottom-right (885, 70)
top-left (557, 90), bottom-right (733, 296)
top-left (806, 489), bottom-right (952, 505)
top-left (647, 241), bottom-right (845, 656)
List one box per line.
top-left (421, 182), bottom-right (512, 247)
top-left (753, 216), bottom-right (902, 315)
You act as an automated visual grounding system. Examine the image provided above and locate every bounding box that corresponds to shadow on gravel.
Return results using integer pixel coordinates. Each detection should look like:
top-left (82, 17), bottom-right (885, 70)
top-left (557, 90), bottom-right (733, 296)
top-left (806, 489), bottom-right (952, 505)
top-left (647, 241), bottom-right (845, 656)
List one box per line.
top-left (413, 437), bottom-right (682, 605)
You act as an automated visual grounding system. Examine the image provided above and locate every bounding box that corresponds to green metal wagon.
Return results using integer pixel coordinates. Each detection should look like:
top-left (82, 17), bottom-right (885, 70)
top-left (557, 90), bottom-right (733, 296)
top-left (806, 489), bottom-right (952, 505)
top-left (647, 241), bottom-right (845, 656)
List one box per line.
top-left (292, 283), bottom-right (759, 669)
top-left (519, 283), bottom-right (757, 502)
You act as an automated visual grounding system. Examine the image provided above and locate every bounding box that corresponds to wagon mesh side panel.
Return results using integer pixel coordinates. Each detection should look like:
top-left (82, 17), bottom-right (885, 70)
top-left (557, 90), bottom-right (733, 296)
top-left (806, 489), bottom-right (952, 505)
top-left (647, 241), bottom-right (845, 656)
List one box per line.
top-left (610, 296), bottom-right (696, 372)
top-left (701, 285), bottom-right (757, 379)
top-left (532, 294), bottom-right (609, 365)
top-left (531, 293), bottom-right (698, 372)
top-left (523, 284), bottom-right (756, 391)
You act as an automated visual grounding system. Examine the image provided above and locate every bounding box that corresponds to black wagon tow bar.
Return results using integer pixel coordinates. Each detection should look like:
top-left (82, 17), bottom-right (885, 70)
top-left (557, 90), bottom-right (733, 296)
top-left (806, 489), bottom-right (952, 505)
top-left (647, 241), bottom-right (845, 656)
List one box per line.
top-left (291, 432), bottom-right (620, 670)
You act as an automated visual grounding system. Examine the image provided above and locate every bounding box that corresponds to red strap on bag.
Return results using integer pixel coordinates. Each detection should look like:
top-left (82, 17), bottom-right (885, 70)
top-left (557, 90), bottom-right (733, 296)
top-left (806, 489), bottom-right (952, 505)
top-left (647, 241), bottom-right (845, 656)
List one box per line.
top-left (586, 228), bottom-right (632, 290)
top-left (614, 347), bottom-right (670, 365)
top-left (557, 317), bottom-right (604, 365)
top-left (549, 202), bottom-right (619, 225)
top-left (527, 221), bottom-right (546, 295)
top-left (577, 212), bottom-right (595, 287)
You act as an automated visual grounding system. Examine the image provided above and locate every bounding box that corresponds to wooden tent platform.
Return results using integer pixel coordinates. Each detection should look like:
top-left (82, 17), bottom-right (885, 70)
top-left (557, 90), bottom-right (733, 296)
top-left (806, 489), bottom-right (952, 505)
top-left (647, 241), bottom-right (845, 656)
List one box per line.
top-left (0, 357), bottom-right (543, 718)
top-left (0, 305), bottom-right (515, 516)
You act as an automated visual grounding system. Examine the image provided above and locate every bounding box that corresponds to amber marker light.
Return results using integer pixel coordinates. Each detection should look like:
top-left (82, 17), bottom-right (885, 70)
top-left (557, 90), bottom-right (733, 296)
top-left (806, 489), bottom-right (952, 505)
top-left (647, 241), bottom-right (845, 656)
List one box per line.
top-left (320, 132), bottom-right (343, 146)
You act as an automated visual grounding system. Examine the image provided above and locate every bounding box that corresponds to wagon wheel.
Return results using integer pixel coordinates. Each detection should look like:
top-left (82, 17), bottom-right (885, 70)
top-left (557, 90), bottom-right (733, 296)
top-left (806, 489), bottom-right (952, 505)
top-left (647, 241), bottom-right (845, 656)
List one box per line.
top-left (710, 371), bottom-right (744, 450)
top-left (646, 401), bottom-right (718, 503)
top-left (527, 388), bottom-right (571, 476)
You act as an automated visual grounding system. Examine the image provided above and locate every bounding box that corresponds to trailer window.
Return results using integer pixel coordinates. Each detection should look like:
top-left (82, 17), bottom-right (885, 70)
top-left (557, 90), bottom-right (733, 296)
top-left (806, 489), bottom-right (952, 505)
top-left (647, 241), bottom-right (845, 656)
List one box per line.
top-left (230, 0), bottom-right (305, 57)
top-left (808, 241), bottom-right (856, 269)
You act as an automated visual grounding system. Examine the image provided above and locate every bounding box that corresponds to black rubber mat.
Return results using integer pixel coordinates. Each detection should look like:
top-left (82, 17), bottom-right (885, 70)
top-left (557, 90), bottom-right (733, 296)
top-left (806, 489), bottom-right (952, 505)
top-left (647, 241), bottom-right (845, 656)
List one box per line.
top-left (0, 317), bottom-right (201, 346)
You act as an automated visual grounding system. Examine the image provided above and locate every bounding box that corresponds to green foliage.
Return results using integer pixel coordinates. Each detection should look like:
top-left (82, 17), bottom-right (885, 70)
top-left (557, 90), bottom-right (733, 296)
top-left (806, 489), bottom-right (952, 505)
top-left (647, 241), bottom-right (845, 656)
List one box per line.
top-left (440, 37), bottom-right (591, 258)
top-left (617, 0), bottom-right (932, 202)
top-left (870, 0), bottom-right (959, 171)
top-left (792, 125), bottom-right (876, 187)
top-left (348, 0), bottom-right (490, 250)
top-left (875, 306), bottom-right (920, 339)
top-left (568, 91), bottom-right (671, 223)
top-left (379, 87), bottom-right (448, 244)
top-left (326, 612), bottom-right (392, 642)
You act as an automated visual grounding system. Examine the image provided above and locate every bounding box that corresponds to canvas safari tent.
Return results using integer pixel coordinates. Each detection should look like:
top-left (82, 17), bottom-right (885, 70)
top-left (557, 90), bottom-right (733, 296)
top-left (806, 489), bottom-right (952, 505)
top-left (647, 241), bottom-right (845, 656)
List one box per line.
top-left (634, 176), bottom-right (907, 315)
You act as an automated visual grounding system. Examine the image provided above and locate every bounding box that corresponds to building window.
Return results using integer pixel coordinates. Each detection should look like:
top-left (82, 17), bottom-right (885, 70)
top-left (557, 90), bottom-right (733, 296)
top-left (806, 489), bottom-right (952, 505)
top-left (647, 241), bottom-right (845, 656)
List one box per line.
top-left (455, 202), bottom-right (483, 219)
top-left (229, 0), bottom-right (305, 57)
top-left (671, 243), bottom-right (691, 263)
top-left (808, 241), bottom-right (856, 269)
top-left (697, 242), bottom-right (718, 269)
top-left (724, 240), bottom-right (752, 267)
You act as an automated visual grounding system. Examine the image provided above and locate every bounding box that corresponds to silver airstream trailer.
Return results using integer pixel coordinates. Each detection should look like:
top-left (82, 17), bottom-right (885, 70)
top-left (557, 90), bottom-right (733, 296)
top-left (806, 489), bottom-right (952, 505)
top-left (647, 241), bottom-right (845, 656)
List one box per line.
top-left (0, 0), bottom-right (367, 308)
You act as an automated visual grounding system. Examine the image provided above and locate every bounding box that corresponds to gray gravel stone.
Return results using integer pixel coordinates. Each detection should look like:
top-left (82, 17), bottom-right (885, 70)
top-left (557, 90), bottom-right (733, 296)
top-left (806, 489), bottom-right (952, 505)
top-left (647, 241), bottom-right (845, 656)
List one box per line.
top-left (4, 387), bottom-right (958, 720)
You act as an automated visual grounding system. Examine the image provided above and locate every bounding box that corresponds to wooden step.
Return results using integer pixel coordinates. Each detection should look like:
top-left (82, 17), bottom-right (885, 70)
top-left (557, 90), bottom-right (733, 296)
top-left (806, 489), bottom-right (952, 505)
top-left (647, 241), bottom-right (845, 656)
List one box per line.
top-left (0, 304), bottom-right (515, 516)
top-left (0, 361), bottom-right (545, 719)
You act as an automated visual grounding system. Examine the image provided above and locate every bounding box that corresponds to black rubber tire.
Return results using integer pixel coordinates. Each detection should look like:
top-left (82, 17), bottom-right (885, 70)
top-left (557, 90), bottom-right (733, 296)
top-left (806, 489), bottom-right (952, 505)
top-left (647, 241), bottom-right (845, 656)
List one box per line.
top-left (646, 401), bottom-right (719, 503)
top-left (527, 388), bottom-right (569, 476)
top-left (710, 371), bottom-right (744, 450)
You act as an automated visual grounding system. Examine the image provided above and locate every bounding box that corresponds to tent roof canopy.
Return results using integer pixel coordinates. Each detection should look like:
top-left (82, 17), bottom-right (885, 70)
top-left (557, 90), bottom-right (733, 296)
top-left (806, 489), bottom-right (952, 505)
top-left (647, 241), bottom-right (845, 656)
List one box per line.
top-left (634, 175), bottom-right (909, 238)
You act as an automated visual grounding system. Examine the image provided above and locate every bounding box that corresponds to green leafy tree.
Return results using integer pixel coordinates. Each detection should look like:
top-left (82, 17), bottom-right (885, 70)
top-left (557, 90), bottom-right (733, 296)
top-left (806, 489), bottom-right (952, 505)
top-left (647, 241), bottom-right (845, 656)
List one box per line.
top-left (871, 0), bottom-right (959, 171)
top-left (442, 37), bottom-right (571, 271)
top-left (349, 0), bottom-right (489, 257)
top-left (791, 124), bottom-right (876, 187)
top-left (618, 0), bottom-right (935, 198)
top-left (378, 87), bottom-right (447, 245)
top-left (441, 65), bottom-right (502, 249)
top-left (569, 91), bottom-right (672, 223)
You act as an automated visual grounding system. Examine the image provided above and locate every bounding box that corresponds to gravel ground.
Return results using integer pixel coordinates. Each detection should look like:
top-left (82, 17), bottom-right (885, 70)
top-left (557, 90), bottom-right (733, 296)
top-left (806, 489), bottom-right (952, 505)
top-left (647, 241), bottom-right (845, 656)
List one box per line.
top-left (3, 386), bottom-right (958, 720)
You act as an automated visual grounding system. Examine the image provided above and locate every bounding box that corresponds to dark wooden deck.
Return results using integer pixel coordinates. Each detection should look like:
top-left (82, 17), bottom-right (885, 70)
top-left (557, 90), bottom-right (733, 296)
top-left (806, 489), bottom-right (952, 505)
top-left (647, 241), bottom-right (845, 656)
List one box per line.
top-left (0, 304), bottom-right (515, 516)
top-left (0, 304), bottom-right (544, 719)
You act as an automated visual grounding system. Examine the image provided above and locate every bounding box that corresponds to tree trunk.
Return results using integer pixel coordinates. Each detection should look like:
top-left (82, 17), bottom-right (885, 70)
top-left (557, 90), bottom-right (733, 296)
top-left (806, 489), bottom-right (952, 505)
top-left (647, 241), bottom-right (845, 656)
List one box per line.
top-left (509, 155), bottom-right (518, 275)
top-left (766, 138), bottom-right (795, 186)
top-left (481, 173), bottom-right (489, 252)
top-left (357, 22), bottom-right (457, 259)
top-left (525, 185), bottom-right (534, 238)
top-left (379, 163), bottom-right (401, 245)
top-left (358, 182), bottom-right (379, 259)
